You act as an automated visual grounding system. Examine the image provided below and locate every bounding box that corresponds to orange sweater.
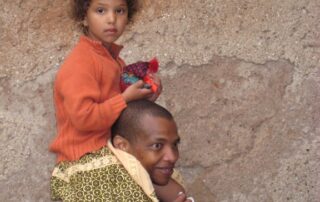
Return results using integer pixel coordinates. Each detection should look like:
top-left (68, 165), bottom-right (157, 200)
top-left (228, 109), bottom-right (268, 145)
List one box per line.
top-left (50, 36), bottom-right (127, 162)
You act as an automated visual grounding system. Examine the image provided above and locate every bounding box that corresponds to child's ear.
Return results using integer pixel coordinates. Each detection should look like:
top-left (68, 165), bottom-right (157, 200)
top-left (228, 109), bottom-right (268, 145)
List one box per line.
top-left (83, 17), bottom-right (88, 27)
top-left (113, 135), bottom-right (131, 152)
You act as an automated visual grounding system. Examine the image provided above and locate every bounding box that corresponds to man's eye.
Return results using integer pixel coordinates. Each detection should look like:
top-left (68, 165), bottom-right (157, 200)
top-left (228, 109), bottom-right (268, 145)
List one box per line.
top-left (173, 141), bottom-right (180, 150)
top-left (151, 143), bottom-right (163, 150)
top-left (96, 7), bottom-right (105, 14)
top-left (115, 8), bottom-right (126, 15)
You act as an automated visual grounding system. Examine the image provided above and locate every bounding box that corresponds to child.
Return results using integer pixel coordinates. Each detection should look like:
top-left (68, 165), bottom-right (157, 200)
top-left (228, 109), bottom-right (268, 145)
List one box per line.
top-left (49, 0), bottom-right (185, 201)
top-left (50, 0), bottom-right (155, 163)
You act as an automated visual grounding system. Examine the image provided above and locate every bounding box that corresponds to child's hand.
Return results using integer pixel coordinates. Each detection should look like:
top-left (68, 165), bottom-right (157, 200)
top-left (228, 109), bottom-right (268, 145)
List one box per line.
top-left (147, 74), bottom-right (162, 102)
top-left (122, 80), bottom-right (153, 103)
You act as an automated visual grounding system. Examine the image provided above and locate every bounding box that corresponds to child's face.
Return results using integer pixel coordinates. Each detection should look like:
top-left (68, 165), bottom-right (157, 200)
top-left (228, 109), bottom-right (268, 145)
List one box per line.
top-left (127, 115), bottom-right (180, 186)
top-left (84, 0), bottom-right (128, 47)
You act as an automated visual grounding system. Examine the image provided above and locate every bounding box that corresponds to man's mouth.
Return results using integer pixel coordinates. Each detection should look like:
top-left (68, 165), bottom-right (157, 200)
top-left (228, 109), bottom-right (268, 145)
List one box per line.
top-left (157, 167), bottom-right (174, 176)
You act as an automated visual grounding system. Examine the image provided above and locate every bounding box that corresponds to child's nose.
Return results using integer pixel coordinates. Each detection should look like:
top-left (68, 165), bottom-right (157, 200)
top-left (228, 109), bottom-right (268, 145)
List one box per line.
top-left (106, 12), bottom-right (116, 24)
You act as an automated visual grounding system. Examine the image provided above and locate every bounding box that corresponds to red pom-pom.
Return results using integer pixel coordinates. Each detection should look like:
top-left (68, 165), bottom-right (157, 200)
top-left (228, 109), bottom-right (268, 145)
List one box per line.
top-left (148, 58), bottom-right (159, 73)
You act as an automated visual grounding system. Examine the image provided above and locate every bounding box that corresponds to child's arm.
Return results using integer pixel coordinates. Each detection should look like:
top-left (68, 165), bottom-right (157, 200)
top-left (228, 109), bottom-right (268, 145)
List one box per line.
top-left (58, 65), bottom-right (152, 132)
top-left (153, 178), bottom-right (193, 202)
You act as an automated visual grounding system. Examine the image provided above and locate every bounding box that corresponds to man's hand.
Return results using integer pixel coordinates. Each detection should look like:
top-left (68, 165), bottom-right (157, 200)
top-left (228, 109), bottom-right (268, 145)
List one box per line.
top-left (153, 178), bottom-right (195, 202)
top-left (173, 192), bottom-right (195, 202)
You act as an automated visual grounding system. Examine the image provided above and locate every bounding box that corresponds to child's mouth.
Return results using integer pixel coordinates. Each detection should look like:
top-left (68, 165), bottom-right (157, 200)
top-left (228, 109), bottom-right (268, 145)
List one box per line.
top-left (104, 28), bottom-right (117, 34)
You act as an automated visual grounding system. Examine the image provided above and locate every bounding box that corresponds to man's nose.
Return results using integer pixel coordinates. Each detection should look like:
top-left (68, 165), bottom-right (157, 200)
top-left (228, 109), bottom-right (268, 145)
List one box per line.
top-left (163, 147), bottom-right (179, 163)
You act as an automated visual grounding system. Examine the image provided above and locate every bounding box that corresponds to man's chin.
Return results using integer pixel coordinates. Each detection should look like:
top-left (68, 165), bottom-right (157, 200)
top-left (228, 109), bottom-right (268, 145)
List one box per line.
top-left (151, 177), bottom-right (170, 186)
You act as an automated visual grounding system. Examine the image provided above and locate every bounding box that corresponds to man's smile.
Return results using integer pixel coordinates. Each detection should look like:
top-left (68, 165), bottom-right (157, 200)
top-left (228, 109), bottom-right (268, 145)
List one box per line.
top-left (155, 166), bottom-right (174, 177)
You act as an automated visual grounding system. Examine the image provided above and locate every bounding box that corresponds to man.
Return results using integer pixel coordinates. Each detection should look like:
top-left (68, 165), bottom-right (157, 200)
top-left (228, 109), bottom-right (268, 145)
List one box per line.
top-left (51, 100), bottom-right (193, 202)
top-left (112, 100), bottom-right (194, 202)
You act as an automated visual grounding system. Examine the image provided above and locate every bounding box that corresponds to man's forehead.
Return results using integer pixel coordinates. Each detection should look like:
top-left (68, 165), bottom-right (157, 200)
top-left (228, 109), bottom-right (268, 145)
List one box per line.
top-left (136, 115), bottom-right (178, 140)
top-left (140, 114), bottom-right (176, 128)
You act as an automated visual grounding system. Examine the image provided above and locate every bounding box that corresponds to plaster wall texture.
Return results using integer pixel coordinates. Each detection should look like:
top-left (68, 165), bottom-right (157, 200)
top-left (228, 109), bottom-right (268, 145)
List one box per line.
top-left (0, 0), bottom-right (319, 201)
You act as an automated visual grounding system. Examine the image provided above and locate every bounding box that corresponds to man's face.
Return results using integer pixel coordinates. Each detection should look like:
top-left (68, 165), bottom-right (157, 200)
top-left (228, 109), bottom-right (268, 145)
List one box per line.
top-left (128, 115), bottom-right (180, 186)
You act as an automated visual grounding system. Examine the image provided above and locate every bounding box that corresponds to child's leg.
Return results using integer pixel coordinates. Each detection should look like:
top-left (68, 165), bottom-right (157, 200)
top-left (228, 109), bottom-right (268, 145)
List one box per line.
top-left (153, 178), bottom-right (186, 202)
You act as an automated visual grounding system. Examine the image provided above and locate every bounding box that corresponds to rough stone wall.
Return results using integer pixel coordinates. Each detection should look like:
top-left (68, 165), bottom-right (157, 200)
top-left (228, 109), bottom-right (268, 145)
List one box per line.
top-left (1, 0), bottom-right (319, 201)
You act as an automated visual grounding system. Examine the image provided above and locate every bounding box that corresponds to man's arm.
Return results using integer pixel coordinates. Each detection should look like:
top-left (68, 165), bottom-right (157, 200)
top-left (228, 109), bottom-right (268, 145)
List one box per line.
top-left (153, 178), bottom-right (194, 202)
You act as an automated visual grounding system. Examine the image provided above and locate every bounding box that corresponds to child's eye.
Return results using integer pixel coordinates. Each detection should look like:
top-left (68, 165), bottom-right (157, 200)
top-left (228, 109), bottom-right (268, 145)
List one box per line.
top-left (151, 143), bottom-right (163, 150)
top-left (115, 8), bottom-right (127, 15)
top-left (96, 7), bottom-right (105, 14)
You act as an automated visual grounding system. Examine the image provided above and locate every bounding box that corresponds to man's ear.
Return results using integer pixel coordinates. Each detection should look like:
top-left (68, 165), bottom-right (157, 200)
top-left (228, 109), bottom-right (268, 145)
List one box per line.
top-left (113, 135), bottom-right (131, 152)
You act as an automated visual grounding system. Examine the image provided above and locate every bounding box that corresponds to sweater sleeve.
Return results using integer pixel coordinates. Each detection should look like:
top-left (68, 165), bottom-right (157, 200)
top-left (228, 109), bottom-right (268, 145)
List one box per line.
top-left (57, 60), bottom-right (126, 132)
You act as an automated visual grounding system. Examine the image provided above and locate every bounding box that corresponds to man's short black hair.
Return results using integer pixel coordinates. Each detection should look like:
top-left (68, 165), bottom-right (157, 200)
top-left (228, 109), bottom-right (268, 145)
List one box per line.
top-left (111, 100), bottom-right (174, 143)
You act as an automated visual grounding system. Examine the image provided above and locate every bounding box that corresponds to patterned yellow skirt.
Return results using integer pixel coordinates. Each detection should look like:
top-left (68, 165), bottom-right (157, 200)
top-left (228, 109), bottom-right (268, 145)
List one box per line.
top-left (50, 145), bottom-right (157, 202)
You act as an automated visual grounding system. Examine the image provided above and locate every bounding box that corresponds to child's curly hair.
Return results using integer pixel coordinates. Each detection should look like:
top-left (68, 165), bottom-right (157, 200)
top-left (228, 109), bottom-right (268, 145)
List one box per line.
top-left (72, 0), bottom-right (139, 34)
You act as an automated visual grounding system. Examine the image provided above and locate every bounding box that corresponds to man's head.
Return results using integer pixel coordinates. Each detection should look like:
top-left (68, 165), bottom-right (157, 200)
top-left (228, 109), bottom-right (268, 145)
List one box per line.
top-left (112, 100), bottom-right (180, 185)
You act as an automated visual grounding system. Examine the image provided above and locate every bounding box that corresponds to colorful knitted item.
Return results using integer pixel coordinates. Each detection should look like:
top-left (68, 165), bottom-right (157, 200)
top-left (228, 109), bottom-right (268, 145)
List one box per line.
top-left (121, 58), bottom-right (159, 93)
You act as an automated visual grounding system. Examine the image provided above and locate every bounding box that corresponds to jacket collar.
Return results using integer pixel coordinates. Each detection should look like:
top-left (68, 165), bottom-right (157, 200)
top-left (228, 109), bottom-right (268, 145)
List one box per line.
top-left (80, 35), bottom-right (123, 58)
